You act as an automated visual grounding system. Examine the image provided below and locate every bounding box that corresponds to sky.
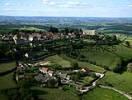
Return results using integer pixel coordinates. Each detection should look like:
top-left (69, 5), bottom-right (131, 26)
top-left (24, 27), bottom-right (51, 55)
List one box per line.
top-left (0, 0), bottom-right (132, 17)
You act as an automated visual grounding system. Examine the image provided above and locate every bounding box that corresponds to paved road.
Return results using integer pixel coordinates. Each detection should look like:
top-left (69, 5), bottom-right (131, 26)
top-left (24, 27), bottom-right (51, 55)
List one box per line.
top-left (78, 73), bottom-right (105, 93)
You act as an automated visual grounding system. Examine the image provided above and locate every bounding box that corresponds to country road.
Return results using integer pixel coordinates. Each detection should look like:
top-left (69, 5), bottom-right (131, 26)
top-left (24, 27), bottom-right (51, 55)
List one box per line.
top-left (78, 72), bottom-right (105, 93)
top-left (78, 71), bottom-right (132, 100)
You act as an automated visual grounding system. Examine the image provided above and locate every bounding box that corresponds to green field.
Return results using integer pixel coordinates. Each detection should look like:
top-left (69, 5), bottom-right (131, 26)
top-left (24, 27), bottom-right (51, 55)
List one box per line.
top-left (45, 55), bottom-right (72, 68)
top-left (0, 72), bottom-right (16, 100)
top-left (75, 43), bottom-right (132, 70)
top-left (82, 87), bottom-right (128, 100)
top-left (19, 27), bottom-right (46, 32)
top-left (99, 72), bottom-right (132, 95)
top-left (61, 54), bottom-right (105, 73)
top-left (0, 73), bottom-right (16, 90)
top-left (0, 62), bottom-right (16, 72)
top-left (33, 87), bottom-right (79, 100)
top-left (0, 62), bottom-right (16, 99)
top-left (80, 76), bottom-right (94, 85)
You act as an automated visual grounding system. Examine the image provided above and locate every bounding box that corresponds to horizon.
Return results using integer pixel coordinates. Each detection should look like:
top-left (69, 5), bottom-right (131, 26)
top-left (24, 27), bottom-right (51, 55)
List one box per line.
top-left (1, 0), bottom-right (132, 17)
top-left (0, 15), bottom-right (132, 19)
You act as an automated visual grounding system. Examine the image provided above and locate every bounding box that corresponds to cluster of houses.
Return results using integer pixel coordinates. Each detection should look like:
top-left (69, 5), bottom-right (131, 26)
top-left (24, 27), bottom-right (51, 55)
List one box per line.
top-left (0, 29), bottom-right (97, 44)
top-left (34, 66), bottom-right (72, 87)
top-left (16, 60), bottom-right (94, 89)
top-left (16, 61), bottom-right (73, 87)
top-left (0, 34), bottom-right (14, 41)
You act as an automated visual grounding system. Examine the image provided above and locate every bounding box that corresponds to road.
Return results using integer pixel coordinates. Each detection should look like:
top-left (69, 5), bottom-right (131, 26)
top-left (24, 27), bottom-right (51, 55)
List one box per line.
top-left (78, 72), bottom-right (105, 93)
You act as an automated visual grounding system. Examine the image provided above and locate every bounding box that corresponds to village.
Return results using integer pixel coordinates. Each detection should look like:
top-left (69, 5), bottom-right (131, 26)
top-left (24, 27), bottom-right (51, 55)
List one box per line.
top-left (1, 25), bottom-right (131, 100)
top-left (0, 27), bottom-right (120, 95)
top-left (16, 59), bottom-right (105, 94)
top-left (0, 28), bottom-right (96, 44)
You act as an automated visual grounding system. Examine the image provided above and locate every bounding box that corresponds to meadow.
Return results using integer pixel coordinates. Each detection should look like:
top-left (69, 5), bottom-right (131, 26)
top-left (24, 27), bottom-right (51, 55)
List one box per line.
top-left (82, 87), bottom-right (128, 100)
top-left (32, 86), bottom-right (79, 100)
top-left (0, 62), bottom-right (16, 72)
top-left (98, 72), bottom-right (132, 95)
top-left (45, 55), bottom-right (72, 68)
top-left (74, 43), bottom-right (132, 70)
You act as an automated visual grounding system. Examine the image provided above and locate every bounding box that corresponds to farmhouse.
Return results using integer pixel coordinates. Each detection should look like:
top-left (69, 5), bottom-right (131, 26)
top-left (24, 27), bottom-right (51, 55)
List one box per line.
top-left (39, 67), bottom-right (49, 74)
top-left (39, 67), bottom-right (54, 76)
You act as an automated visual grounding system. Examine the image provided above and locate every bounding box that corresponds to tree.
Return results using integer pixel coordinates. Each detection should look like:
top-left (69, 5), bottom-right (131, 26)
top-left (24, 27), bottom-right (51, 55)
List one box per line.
top-left (48, 26), bottom-right (59, 33)
top-left (47, 78), bottom-right (58, 88)
top-left (71, 61), bottom-right (79, 69)
top-left (1, 79), bottom-right (43, 100)
top-left (125, 41), bottom-right (130, 47)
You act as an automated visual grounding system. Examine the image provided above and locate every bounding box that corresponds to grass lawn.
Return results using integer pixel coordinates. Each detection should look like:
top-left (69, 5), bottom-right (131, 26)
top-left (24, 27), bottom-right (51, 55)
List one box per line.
top-left (98, 72), bottom-right (132, 95)
top-left (80, 76), bottom-right (94, 85)
top-left (32, 87), bottom-right (79, 100)
top-left (45, 55), bottom-right (72, 68)
top-left (82, 87), bottom-right (128, 100)
top-left (0, 62), bottom-right (16, 72)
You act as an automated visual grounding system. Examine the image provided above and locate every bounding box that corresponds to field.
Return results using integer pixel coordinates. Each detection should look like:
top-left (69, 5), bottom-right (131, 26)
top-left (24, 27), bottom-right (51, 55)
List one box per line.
top-left (80, 76), bottom-right (94, 85)
top-left (61, 54), bottom-right (105, 73)
top-left (0, 62), bottom-right (16, 100)
top-left (82, 87), bottom-right (128, 100)
top-left (0, 72), bottom-right (17, 100)
top-left (98, 72), bottom-right (132, 95)
top-left (0, 73), bottom-right (16, 90)
top-left (0, 62), bottom-right (16, 72)
top-left (76, 44), bottom-right (132, 70)
top-left (19, 27), bottom-right (46, 32)
top-left (32, 87), bottom-right (79, 100)
top-left (45, 55), bottom-right (72, 68)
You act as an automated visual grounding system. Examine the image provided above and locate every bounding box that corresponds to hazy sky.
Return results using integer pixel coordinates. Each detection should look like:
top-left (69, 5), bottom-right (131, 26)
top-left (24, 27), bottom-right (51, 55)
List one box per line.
top-left (0, 0), bottom-right (132, 17)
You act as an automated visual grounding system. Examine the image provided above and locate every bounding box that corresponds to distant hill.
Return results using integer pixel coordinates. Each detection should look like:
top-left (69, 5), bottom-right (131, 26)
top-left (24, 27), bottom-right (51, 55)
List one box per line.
top-left (0, 16), bottom-right (132, 25)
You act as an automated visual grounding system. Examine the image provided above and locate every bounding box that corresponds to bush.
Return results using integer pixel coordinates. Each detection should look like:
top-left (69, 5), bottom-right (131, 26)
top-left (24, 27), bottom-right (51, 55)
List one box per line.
top-left (71, 61), bottom-right (79, 69)
top-left (47, 78), bottom-right (58, 88)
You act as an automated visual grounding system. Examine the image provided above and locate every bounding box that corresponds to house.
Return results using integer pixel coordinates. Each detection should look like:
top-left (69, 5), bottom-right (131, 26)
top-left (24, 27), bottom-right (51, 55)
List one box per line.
top-left (58, 72), bottom-right (71, 84)
top-left (83, 30), bottom-right (96, 36)
top-left (35, 74), bottom-right (50, 83)
top-left (39, 67), bottom-right (49, 74)
top-left (38, 61), bottom-right (51, 66)
top-left (48, 70), bottom-right (54, 76)
top-left (80, 68), bottom-right (91, 73)
top-left (39, 67), bottom-right (54, 76)
top-left (28, 35), bottom-right (33, 41)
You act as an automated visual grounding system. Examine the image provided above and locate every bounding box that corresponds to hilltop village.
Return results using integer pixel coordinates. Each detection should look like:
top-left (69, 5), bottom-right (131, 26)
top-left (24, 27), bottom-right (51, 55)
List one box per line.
top-left (0, 26), bottom-right (132, 100)
top-left (1, 26), bottom-right (121, 92)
